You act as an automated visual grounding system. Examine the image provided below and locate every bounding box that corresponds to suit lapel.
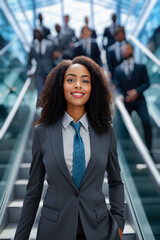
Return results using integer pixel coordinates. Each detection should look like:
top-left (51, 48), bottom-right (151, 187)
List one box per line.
top-left (131, 63), bottom-right (137, 80)
top-left (120, 63), bottom-right (127, 81)
top-left (48, 120), bottom-right (76, 190)
top-left (80, 123), bottom-right (100, 188)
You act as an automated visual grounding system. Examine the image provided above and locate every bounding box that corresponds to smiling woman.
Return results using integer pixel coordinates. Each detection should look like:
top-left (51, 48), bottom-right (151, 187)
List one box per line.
top-left (63, 63), bottom-right (91, 122)
top-left (14, 56), bottom-right (125, 240)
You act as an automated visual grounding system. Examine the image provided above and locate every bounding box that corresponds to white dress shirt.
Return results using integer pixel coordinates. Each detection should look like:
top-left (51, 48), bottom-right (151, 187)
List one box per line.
top-left (115, 40), bottom-right (126, 61)
top-left (82, 38), bottom-right (91, 57)
top-left (123, 57), bottom-right (134, 77)
top-left (62, 112), bottom-right (91, 176)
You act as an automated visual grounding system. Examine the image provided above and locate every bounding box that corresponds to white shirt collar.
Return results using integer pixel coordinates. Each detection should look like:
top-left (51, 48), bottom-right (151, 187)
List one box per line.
top-left (123, 57), bottom-right (134, 64)
top-left (62, 112), bottom-right (89, 131)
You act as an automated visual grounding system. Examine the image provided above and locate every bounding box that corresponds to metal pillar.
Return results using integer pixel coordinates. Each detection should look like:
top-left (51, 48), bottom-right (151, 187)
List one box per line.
top-left (90, 0), bottom-right (95, 29)
top-left (116, 0), bottom-right (121, 25)
top-left (61, 0), bottom-right (64, 25)
top-left (32, 0), bottom-right (36, 28)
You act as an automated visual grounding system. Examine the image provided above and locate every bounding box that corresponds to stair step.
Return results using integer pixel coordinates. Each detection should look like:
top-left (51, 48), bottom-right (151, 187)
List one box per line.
top-left (8, 196), bottom-right (129, 224)
top-left (23, 150), bottom-right (32, 163)
top-left (14, 180), bottom-right (48, 199)
top-left (18, 163), bottom-right (31, 179)
top-left (0, 221), bottom-right (135, 240)
top-left (8, 200), bottom-right (43, 223)
top-left (0, 223), bottom-right (37, 240)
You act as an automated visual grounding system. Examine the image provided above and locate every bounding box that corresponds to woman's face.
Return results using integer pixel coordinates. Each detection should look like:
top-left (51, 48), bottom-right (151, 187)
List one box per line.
top-left (63, 63), bottom-right (91, 110)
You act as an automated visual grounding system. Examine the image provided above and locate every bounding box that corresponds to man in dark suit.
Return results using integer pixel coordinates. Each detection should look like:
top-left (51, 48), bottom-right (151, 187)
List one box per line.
top-left (114, 43), bottom-right (152, 151)
top-left (27, 27), bottom-right (55, 99)
top-left (107, 26), bottom-right (127, 79)
top-left (102, 14), bottom-right (120, 61)
top-left (74, 26), bottom-right (102, 67)
top-left (38, 13), bottom-right (50, 39)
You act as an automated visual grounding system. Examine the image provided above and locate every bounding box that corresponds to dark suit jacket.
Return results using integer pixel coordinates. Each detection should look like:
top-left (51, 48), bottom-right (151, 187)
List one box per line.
top-left (14, 120), bottom-right (125, 240)
top-left (114, 62), bottom-right (150, 104)
top-left (74, 40), bottom-right (103, 67)
top-left (102, 27), bottom-right (115, 50)
top-left (42, 25), bottom-right (50, 39)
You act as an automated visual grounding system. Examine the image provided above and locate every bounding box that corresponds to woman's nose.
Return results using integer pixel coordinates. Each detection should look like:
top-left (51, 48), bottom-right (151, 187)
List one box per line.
top-left (74, 80), bottom-right (82, 88)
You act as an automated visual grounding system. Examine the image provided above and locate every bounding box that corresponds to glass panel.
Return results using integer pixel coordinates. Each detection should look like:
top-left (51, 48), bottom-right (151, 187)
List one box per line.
top-left (138, 1), bottom-right (160, 48)
top-left (0, 9), bottom-right (17, 49)
top-left (6, 0), bottom-right (33, 43)
top-left (0, 83), bottom-right (37, 207)
top-left (0, 39), bottom-right (27, 127)
top-left (113, 106), bottom-right (160, 240)
top-left (122, 0), bottom-right (146, 34)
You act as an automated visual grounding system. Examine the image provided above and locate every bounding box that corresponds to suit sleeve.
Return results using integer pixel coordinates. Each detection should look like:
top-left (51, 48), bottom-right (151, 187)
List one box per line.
top-left (113, 67), bottom-right (123, 94)
top-left (107, 49), bottom-right (114, 75)
top-left (94, 42), bottom-right (103, 67)
top-left (135, 65), bottom-right (150, 95)
top-left (102, 28), bottom-right (107, 49)
top-left (26, 47), bottom-right (33, 73)
top-left (106, 127), bottom-right (125, 231)
top-left (14, 126), bottom-right (45, 240)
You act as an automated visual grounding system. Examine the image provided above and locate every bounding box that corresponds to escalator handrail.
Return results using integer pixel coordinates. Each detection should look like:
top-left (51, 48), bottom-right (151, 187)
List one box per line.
top-left (115, 95), bottom-right (160, 190)
top-left (0, 77), bottom-right (32, 140)
top-left (128, 34), bottom-right (160, 67)
top-left (0, 36), bottom-right (19, 56)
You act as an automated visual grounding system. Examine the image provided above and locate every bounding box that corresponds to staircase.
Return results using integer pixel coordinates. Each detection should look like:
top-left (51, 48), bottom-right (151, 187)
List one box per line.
top-left (113, 107), bottom-right (160, 240)
top-left (0, 127), bottom-right (136, 240)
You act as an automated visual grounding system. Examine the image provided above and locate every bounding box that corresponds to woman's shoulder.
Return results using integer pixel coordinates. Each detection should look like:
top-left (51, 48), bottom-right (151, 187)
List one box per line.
top-left (34, 123), bottom-right (48, 134)
top-left (34, 119), bottom-right (62, 132)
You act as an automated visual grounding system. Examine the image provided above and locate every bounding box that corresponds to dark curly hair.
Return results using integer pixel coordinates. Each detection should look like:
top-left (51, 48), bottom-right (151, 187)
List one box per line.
top-left (36, 56), bottom-right (113, 134)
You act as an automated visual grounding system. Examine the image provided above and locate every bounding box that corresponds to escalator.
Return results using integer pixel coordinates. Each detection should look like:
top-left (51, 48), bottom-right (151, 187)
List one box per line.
top-left (0, 31), bottom-right (37, 235)
top-left (112, 35), bottom-right (160, 239)
top-left (113, 105), bottom-right (160, 240)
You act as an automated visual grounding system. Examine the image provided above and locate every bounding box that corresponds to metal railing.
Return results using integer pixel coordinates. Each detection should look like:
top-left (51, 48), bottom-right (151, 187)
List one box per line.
top-left (0, 77), bottom-right (32, 140)
top-left (106, 33), bottom-right (160, 191)
top-left (0, 37), bottom-right (19, 56)
top-left (128, 34), bottom-right (160, 66)
top-left (115, 96), bottom-right (160, 191)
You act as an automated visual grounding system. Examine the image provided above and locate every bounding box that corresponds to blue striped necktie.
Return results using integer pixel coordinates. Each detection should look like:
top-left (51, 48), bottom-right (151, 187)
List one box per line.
top-left (70, 121), bottom-right (85, 189)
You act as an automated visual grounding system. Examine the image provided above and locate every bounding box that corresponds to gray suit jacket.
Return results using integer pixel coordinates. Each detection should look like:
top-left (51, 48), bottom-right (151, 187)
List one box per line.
top-left (14, 120), bottom-right (125, 240)
top-left (27, 39), bottom-right (55, 95)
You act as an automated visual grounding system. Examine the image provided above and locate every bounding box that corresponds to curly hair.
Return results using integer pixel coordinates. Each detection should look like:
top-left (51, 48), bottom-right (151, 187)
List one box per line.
top-left (36, 56), bottom-right (113, 134)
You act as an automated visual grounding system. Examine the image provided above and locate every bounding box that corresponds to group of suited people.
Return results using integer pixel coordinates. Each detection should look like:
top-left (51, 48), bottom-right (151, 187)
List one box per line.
top-left (27, 13), bottom-right (102, 97)
top-left (27, 12), bottom-right (152, 154)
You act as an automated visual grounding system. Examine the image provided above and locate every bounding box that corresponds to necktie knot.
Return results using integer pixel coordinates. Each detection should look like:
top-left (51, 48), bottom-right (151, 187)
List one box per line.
top-left (70, 121), bottom-right (82, 133)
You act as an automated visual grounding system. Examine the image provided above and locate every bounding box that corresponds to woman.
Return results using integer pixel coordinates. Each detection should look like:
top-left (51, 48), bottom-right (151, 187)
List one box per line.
top-left (14, 56), bottom-right (125, 240)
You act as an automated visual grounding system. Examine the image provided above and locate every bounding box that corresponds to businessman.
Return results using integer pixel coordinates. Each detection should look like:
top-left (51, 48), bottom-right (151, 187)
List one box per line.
top-left (114, 43), bottom-right (152, 151)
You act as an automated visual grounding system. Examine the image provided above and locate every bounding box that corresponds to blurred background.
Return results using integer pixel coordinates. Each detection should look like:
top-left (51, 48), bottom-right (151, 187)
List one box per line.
top-left (0, 0), bottom-right (160, 239)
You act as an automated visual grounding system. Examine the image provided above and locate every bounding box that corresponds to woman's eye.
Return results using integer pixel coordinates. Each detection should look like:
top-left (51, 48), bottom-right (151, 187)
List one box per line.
top-left (67, 79), bottom-right (74, 82)
top-left (82, 79), bottom-right (90, 83)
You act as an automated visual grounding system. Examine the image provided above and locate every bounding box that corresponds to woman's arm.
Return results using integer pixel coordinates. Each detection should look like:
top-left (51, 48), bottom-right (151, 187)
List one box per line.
top-left (14, 126), bottom-right (45, 240)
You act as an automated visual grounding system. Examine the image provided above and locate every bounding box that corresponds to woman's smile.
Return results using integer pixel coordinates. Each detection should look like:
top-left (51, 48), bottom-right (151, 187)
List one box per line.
top-left (71, 91), bottom-right (85, 98)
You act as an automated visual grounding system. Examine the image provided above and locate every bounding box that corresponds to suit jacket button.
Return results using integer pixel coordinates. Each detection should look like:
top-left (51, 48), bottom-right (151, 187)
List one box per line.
top-left (74, 191), bottom-right (79, 197)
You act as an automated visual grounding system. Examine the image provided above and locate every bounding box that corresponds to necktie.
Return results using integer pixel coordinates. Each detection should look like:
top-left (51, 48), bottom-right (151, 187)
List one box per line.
top-left (125, 61), bottom-right (132, 80)
top-left (70, 121), bottom-right (85, 189)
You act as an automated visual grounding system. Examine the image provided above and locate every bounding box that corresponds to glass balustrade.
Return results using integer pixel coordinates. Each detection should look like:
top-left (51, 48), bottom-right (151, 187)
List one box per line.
top-left (0, 39), bottom-right (27, 128)
top-left (113, 106), bottom-right (160, 240)
top-left (0, 82), bottom-right (37, 209)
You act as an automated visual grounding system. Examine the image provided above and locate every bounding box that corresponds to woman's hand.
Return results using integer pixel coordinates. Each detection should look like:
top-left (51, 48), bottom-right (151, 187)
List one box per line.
top-left (118, 228), bottom-right (123, 239)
